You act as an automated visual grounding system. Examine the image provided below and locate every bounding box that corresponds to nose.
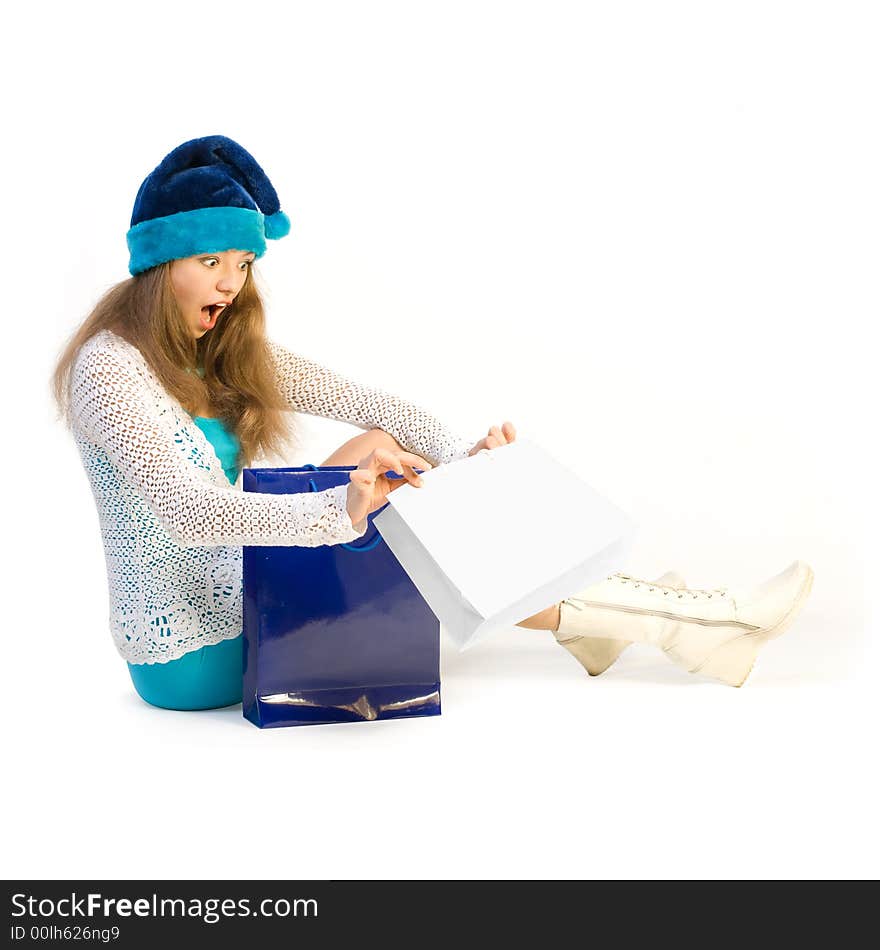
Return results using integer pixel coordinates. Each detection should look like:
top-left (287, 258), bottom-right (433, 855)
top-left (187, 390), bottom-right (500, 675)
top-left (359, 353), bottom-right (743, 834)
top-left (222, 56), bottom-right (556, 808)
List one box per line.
top-left (215, 262), bottom-right (242, 295)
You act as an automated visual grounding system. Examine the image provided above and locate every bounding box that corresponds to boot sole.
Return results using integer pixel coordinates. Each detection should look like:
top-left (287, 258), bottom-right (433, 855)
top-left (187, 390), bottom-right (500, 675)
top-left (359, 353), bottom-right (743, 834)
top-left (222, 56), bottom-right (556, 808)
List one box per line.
top-left (691, 563), bottom-right (815, 687)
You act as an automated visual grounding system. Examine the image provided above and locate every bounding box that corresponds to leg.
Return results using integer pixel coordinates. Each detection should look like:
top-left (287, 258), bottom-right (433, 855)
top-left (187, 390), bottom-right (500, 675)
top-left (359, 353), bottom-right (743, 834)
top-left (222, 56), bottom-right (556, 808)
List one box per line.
top-left (320, 428), bottom-right (405, 467)
top-left (322, 439), bottom-right (671, 650)
top-left (517, 571), bottom-right (687, 633)
top-left (552, 561), bottom-right (814, 686)
top-left (518, 571), bottom-right (690, 677)
top-left (517, 604), bottom-right (560, 632)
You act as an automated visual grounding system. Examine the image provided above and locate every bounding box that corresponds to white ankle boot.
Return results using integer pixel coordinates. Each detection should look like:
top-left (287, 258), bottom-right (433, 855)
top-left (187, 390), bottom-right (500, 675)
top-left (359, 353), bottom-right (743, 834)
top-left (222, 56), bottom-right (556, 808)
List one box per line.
top-left (554, 560), bottom-right (814, 687)
top-left (554, 570), bottom-right (686, 675)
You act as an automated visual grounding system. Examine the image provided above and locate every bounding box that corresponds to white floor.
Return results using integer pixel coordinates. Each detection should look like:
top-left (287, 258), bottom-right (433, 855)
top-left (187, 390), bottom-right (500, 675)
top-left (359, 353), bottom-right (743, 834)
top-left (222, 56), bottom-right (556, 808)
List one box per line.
top-left (5, 610), bottom-right (875, 880)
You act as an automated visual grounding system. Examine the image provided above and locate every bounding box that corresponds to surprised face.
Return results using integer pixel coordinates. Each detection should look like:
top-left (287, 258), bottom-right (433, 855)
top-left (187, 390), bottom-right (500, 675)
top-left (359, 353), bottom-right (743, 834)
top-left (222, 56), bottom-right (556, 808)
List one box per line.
top-left (169, 249), bottom-right (256, 338)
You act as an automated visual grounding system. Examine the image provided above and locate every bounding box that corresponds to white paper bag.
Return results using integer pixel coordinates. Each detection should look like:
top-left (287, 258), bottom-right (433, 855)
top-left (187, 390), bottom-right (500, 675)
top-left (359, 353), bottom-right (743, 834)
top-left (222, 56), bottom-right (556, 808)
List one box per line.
top-left (372, 438), bottom-right (638, 650)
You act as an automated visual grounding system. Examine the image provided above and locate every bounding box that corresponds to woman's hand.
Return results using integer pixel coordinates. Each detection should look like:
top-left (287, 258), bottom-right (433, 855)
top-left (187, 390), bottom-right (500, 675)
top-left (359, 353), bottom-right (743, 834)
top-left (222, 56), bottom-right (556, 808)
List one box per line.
top-left (346, 448), bottom-right (433, 531)
top-left (467, 421), bottom-right (516, 456)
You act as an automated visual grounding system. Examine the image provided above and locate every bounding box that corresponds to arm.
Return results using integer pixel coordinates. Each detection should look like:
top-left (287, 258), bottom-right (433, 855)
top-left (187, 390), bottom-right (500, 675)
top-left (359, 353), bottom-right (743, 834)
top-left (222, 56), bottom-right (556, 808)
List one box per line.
top-left (266, 339), bottom-right (473, 467)
top-left (71, 342), bottom-right (367, 548)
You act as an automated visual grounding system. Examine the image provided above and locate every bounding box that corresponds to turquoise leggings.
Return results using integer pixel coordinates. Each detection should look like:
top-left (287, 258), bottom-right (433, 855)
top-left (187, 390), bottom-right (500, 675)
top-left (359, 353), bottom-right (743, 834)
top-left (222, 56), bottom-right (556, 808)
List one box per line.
top-left (127, 634), bottom-right (243, 711)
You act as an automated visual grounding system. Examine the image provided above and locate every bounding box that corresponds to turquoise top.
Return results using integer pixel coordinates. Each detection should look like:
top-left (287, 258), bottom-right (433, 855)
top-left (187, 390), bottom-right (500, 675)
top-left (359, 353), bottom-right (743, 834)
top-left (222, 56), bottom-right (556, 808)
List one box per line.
top-left (190, 415), bottom-right (241, 484)
top-left (184, 366), bottom-right (242, 485)
top-left (126, 411), bottom-right (245, 710)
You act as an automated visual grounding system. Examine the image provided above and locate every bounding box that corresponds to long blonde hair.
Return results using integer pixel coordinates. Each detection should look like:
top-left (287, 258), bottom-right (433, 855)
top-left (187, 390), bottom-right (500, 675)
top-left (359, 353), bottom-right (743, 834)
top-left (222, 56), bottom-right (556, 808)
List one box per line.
top-left (51, 262), bottom-right (297, 469)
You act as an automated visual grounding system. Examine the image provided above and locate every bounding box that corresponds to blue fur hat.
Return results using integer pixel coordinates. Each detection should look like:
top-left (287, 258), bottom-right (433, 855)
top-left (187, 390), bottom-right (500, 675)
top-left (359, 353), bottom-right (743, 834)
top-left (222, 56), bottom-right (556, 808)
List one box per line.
top-left (126, 135), bottom-right (291, 276)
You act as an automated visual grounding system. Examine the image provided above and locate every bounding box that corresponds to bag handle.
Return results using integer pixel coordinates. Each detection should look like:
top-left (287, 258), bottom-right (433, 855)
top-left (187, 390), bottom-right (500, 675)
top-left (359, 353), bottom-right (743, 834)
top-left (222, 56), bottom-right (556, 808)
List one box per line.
top-left (302, 465), bottom-right (384, 553)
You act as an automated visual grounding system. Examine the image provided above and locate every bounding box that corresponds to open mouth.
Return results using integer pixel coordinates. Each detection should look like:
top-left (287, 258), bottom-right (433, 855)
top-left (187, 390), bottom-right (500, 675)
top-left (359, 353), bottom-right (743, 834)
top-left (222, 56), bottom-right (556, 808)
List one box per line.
top-left (199, 303), bottom-right (227, 330)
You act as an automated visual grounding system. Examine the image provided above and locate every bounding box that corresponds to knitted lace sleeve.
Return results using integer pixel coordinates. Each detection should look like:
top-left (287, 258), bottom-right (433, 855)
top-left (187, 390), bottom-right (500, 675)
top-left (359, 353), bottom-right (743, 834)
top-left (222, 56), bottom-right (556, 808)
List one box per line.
top-left (266, 339), bottom-right (474, 466)
top-left (70, 340), bottom-right (367, 548)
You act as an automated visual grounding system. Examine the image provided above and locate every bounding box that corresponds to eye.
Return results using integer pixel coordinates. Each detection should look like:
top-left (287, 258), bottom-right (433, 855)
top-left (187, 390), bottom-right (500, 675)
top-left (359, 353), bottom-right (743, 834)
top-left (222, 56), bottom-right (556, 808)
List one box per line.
top-left (201, 257), bottom-right (254, 270)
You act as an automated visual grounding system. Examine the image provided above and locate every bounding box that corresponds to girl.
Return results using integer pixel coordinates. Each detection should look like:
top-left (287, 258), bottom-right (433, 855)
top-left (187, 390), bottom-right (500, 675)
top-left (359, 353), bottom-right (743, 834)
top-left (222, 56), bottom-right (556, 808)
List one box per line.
top-left (51, 135), bottom-right (813, 711)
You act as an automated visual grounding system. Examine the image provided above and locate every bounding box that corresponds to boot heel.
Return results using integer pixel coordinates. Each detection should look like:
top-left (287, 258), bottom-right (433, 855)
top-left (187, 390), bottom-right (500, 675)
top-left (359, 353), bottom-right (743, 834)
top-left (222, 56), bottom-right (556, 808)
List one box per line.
top-left (692, 633), bottom-right (762, 687)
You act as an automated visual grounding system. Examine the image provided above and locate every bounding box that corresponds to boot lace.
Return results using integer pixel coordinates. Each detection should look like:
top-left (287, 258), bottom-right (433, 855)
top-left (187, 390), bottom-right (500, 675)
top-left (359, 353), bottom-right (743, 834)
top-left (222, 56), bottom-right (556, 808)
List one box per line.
top-left (607, 573), bottom-right (728, 600)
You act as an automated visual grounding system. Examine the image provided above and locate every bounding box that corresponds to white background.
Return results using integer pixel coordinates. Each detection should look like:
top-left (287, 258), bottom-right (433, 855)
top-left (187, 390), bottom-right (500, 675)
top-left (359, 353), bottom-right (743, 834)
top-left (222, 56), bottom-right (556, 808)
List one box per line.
top-left (3, 1), bottom-right (875, 880)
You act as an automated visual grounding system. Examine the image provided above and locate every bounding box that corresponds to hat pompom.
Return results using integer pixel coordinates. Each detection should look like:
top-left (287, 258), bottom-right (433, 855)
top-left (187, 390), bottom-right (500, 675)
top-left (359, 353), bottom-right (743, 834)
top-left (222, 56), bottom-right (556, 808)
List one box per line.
top-left (264, 210), bottom-right (291, 240)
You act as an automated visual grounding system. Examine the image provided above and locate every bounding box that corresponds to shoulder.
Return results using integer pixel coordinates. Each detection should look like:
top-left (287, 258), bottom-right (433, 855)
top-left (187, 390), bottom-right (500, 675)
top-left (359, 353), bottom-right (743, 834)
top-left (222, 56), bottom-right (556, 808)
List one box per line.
top-left (264, 337), bottom-right (289, 359)
top-left (71, 329), bottom-right (150, 390)
top-left (75, 328), bottom-right (131, 362)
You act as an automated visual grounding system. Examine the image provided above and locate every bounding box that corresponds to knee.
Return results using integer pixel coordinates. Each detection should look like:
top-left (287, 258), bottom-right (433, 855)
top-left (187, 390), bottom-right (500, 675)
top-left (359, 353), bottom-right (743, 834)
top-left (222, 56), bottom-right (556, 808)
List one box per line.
top-left (320, 428), bottom-right (405, 467)
top-left (367, 428), bottom-right (403, 451)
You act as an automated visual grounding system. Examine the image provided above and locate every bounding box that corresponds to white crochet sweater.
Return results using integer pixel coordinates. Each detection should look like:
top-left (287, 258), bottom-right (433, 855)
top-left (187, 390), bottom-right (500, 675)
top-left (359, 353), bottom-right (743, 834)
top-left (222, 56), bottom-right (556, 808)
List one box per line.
top-left (69, 328), bottom-right (473, 665)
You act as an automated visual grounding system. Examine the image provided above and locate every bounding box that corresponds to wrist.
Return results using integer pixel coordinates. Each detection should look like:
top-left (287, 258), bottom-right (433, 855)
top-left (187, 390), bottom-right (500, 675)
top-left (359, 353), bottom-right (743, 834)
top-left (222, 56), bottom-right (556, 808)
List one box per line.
top-left (350, 514), bottom-right (367, 533)
top-left (345, 487), bottom-right (366, 533)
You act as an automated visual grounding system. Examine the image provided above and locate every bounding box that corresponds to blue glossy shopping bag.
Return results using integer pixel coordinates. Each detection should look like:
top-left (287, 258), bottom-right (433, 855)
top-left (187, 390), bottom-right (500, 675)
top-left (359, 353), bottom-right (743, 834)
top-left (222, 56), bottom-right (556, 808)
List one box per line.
top-left (242, 464), bottom-right (441, 728)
